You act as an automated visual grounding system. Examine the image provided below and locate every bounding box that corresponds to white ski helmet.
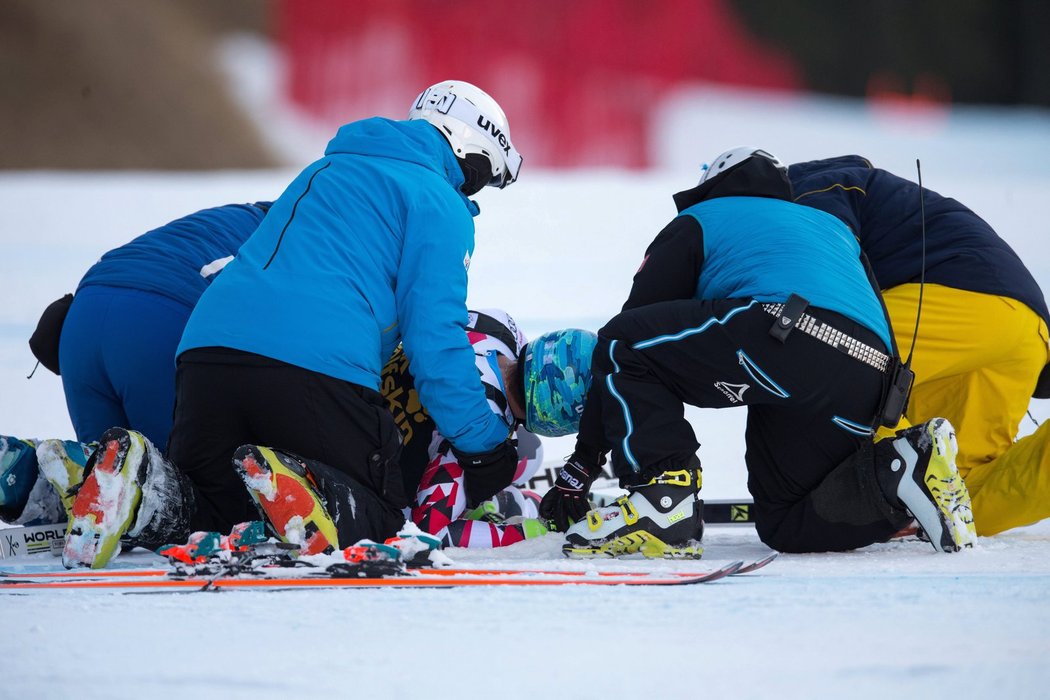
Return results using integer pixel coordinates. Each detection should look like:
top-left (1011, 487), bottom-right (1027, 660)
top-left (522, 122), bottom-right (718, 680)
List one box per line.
top-left (408, 80), bottom-right (522, 189)
top-left (699, 145), bottom-right (787, 184)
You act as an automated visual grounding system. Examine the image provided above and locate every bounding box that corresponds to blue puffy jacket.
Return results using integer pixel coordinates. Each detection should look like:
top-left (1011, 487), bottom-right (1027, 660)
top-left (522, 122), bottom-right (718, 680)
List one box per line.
top-left (178, 118), bottom-right (510, 454)
top-left (78, 202), bottom-right (270, 309)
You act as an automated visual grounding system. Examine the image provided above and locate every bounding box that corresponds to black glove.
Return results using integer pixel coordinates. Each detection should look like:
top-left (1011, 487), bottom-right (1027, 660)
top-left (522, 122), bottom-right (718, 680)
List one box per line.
top-left (453, 437), bottom-right (519, 508)
top-left (539, 451), bottom-right (604, 532)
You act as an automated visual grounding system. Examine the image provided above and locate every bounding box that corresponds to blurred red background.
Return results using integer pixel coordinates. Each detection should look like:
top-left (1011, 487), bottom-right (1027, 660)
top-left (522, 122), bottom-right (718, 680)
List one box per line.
top-left (279, 0), bottom-right (800, 168)
top-left (5, 0), bottom-right (1044, 170)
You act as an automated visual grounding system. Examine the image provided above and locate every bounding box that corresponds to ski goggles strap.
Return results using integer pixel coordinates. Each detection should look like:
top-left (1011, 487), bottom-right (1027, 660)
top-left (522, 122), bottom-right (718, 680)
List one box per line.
top-left (433, 93), bottom-right (522, 188)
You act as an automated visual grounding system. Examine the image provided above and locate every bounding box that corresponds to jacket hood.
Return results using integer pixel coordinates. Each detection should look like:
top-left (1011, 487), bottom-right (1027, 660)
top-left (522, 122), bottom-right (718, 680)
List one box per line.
top-left (673, 156), bottom-right (793, 213)
top-left (325, 117), bottom-right (479, 217)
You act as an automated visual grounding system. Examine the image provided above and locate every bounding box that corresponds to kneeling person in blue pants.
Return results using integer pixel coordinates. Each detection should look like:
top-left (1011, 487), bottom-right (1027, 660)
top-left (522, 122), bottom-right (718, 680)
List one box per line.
top-left (30, 201), bottom-right (271, 449)
top-left (1, 203), bottom-right (270, 529)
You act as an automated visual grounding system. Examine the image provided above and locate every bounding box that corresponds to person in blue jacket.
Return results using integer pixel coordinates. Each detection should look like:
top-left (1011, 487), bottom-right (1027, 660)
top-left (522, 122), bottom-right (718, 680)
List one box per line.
top-left (1, 202), bottom-right (269, 531)
top-left (790, 155), bottom-right (1050, 536)
top-left (60, 81), bottom-right (525, 569)
top-left (541, 147), bottom-right (976, 557)
top-left (54, 202), bottom-right (271, 448)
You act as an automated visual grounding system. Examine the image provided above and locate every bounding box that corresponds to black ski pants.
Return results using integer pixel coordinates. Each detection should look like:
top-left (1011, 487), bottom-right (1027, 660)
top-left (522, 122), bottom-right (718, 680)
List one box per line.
top-left (593, 298), bottom-right (904, 552)
top-left (167, 348), bottom-right (406, 540)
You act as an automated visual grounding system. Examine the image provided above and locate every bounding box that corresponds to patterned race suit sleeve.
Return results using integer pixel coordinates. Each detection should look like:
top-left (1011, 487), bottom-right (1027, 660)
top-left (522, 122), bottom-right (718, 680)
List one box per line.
top-left (382, 309), bottom-right (546, 548)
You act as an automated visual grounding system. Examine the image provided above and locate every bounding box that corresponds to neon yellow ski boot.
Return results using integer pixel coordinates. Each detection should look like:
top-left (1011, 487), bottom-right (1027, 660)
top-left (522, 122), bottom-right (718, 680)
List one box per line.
top-left (63, 429), bottom-right (146, 569)
top-left (233, 445), bottom-right (340, 555)
top-left (883, 418), bottom-right (976, 552)
top-left (563, 468), bottom-right (703, 559)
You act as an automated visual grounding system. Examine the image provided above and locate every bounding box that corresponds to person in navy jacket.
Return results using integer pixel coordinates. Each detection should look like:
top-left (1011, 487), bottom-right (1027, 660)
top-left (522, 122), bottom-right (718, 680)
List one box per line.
top-left (791, 155), bottom-right (1050, 536)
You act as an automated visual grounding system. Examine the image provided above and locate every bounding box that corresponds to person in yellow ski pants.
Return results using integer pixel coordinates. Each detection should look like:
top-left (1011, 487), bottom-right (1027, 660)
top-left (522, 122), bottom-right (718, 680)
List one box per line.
top-left (883, 284), bottom-right (1049, 535)
top-left (790, 155), bottom-right (1050, 536)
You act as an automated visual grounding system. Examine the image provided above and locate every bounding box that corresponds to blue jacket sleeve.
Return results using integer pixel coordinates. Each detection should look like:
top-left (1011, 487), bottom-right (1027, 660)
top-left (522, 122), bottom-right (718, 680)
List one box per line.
top-left (396, 188), bottom-right (511, 455)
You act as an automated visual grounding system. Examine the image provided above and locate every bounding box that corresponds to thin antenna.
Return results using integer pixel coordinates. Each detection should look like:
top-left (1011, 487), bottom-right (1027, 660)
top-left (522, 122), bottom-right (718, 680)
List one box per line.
top-left (904, 159), bottom-right (927, 366)
top-left (874, 161), bottom-right (927, 427)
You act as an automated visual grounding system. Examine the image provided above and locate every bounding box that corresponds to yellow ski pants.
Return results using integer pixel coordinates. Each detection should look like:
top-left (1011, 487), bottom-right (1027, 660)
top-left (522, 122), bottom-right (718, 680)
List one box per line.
top-left (880, 284), bottom-right (1049, 535)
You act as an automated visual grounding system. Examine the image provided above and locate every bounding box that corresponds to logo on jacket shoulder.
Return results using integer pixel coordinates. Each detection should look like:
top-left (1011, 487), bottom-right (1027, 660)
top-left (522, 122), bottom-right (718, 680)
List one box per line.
top-left (463, 251), bottom-right (471, 270)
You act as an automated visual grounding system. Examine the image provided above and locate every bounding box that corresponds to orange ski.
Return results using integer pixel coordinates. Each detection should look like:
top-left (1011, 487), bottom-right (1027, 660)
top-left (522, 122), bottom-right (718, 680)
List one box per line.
top-left (0, 553), bottom-right (776, 582)
top-left (0, 561), bottom-right (747, 591)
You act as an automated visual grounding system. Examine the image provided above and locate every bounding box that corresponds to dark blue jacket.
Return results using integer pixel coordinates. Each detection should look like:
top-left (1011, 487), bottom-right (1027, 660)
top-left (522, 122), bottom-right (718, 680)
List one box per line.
top-left (78, 202), bottom-right (270, 309)
top-left (789, 155), bottom-right (1049, 326)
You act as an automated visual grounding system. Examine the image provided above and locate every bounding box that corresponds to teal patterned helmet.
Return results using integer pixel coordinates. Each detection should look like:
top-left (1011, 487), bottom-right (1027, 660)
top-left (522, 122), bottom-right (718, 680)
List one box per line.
top-left (522, 329), bottom-right (598, 437)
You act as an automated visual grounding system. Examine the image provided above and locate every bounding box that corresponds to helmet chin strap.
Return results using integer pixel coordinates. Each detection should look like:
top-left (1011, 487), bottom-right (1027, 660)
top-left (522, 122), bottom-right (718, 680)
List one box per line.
top-left (497, 353), bottom-right (526, 424)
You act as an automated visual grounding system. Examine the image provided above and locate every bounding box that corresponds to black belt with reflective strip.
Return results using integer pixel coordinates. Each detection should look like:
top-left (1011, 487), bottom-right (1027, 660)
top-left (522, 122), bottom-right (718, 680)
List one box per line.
top-left (762, 301), bottom-right (890, 372)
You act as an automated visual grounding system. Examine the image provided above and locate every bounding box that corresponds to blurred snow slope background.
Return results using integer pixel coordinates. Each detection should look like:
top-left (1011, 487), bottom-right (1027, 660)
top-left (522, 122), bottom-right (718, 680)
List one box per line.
top-left (2, 67), bottom-right (1050, 699)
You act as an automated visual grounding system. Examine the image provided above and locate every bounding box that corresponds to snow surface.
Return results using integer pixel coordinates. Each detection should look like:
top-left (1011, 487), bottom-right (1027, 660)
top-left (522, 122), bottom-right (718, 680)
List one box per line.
top-left (3, 77), bottom-right (1050, 699)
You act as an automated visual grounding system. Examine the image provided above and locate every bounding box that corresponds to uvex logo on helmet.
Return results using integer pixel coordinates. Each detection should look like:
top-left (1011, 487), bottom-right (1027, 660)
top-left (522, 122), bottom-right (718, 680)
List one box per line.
top-left (477, 116), bottom-right (512, 156)
top-left (408, 80), bottom-right (522, 188)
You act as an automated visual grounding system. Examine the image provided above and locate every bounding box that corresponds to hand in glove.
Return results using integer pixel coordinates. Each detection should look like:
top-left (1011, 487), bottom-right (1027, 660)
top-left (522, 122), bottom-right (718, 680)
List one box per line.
top-left (539, 453), bottom-right (603, 532)
top-left (452, 437), bottom-right (519, 508)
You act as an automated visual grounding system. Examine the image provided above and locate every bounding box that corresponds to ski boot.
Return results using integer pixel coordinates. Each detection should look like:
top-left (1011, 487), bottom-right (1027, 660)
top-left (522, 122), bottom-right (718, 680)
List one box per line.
top-left (563, 468), bottom-right (704, 559)
top-left (0, 436), bottom-right (38, 522)
top-left (63, 428), bottom-right (149, 568)
top-left (232, 445), bottom-right (340, 556)
top-left (877, 418), bottom-right (976, 552)
top-left (36, 438), bottom-right (94, 523)
top-left (442, 486), bottom-right (550, 548)
top-left (439, 515), bottom-right (549, 549)
top-left (467, 487), bottom-right (543, 522)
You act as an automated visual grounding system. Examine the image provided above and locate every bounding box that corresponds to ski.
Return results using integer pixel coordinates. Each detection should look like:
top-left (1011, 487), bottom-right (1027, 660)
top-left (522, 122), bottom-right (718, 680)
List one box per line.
top-left (0, 560), bottom-right (748, 591)
top-left (0, 498), bottom-right (760, 562)
top-left (734, 552), bottom-right (778, 573)
top-left (0, 552), bottom-right (776, 581)
top-left (422, 552), bottom-right (777, 579)
top-left (702, 499), bottom-right (756, 525)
